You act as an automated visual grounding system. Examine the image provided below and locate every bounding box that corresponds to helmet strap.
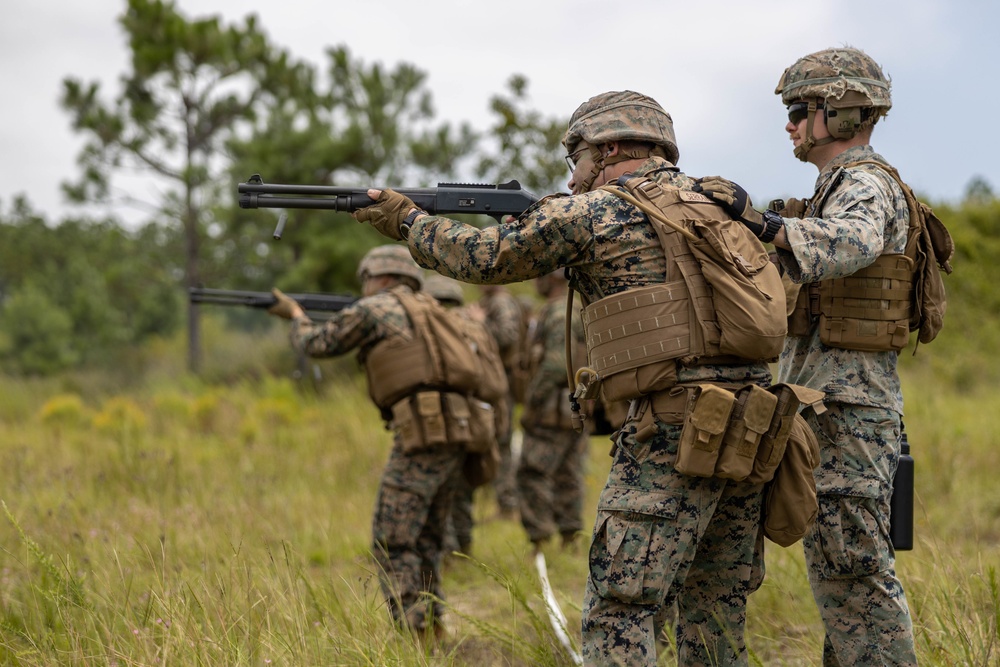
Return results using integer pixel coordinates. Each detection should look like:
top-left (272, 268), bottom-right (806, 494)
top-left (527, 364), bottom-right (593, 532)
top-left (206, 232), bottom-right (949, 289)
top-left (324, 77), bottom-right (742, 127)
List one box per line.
top-left (577, 144), bottom-right (667, 193)
top-left (794, 100), bottom-right (836, 162)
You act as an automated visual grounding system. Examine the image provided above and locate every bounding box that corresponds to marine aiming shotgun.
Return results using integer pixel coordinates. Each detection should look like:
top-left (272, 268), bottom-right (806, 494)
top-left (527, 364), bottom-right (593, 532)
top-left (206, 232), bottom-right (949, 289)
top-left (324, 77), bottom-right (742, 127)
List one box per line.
top-left (189, 287), bottom-right (356, 312)
top-left (237, 173), bottom-right (539, 238)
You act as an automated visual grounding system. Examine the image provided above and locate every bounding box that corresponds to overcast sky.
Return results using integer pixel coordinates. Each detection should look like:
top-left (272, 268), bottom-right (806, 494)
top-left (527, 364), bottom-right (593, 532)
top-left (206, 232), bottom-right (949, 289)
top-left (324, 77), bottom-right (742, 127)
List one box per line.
top-left (2, 0), bottom-right (996, 226)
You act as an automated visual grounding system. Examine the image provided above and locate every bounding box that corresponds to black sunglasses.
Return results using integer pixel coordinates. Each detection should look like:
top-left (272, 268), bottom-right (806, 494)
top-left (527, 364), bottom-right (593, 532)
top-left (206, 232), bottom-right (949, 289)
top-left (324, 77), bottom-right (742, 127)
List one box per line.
top-left (787, 101), bottom-right (824, 125)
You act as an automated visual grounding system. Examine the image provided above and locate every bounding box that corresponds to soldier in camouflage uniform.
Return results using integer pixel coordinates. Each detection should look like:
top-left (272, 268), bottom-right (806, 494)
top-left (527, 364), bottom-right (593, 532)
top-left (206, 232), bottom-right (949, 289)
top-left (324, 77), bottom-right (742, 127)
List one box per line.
top-left (477, 284), bottom-right (524, 519)
top-left (695, 48), bottom-right (917, 665)
top-left (353, 91), bottom-right (774, 666)
top-left (266, 245), bottom-right (464, 641)
top-left (516, 271), bottom-right (589, 552)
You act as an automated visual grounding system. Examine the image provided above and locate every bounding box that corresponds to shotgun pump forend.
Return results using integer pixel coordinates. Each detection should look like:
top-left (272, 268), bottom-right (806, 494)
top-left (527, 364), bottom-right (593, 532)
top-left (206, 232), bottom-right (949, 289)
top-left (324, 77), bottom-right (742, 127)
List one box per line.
top-left (189, 287), bottom-right (356, 313)
top-left (237, 174), bottom-right (539, 228)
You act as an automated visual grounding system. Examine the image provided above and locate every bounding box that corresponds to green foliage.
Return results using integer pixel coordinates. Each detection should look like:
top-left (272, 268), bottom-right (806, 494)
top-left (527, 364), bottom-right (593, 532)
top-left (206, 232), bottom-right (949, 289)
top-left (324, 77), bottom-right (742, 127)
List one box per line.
top-left (226, 44), bottom-right (478, 294)
top-left (0, 281), bottom-right (78, 375)
top-left (901, 194), bottom-right (1000, 391)
top-left (476, 75), bottom-right (571, 196)
top-left (0, 369), bottom-right (996, 665)
top-left (0, 199), bottom-right (182, 375)
top-left (60, 0), bottom-right (316, 372)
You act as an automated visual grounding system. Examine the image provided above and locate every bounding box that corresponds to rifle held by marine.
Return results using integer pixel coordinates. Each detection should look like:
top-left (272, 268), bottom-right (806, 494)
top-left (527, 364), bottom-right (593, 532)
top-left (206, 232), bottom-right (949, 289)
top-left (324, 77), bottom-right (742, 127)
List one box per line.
top-left (237, 174), bottom-right (538, 237)
top-left (189, 287), bottom-right (356, 313)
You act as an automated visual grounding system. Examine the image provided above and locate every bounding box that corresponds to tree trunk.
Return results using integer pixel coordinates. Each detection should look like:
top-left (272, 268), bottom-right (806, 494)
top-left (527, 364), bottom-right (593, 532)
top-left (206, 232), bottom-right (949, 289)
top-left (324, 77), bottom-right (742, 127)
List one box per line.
top-left (185, 194), bottom-right (201, 374)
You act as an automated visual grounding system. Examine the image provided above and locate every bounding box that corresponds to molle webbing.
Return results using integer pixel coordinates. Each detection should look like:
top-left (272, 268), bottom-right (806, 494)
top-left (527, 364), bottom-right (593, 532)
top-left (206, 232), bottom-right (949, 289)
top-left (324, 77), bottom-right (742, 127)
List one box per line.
top-left (589, 178), bottom-right (726, 371)
top-left (366, 335), bottom-right (436, 409)
top-left (365, 288), bottom-right (482, 409)
top-left (789, 253), bottom-right (913, 351)
top-left (582, 176), bottom-right (785, 403)
top-left (583, 281), bottom-right (694, 378)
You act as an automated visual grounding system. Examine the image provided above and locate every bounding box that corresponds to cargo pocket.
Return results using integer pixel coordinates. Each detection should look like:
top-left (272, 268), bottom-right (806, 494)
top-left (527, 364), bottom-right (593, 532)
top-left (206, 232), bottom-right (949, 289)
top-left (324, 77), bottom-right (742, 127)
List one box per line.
top-left (374, 483), bottom-right (427, 548)
top-left (589, 487), bottom-right (680, 606)
top-left (812, 479), bottom-right (890, 579)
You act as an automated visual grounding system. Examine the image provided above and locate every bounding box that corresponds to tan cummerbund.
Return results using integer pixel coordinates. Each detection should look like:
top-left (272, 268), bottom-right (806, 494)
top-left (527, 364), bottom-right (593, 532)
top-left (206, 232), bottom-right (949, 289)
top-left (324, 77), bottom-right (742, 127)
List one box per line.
top-left (583, 281), bottom-right (693, 378)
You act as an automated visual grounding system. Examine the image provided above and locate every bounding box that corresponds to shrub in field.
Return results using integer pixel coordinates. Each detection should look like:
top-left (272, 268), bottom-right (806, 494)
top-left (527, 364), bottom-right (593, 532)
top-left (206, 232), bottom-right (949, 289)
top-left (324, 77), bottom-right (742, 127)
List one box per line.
top-left (91, 395), bottom-right (147, 440)
top-left (37, 392), bottom-right (89, 430)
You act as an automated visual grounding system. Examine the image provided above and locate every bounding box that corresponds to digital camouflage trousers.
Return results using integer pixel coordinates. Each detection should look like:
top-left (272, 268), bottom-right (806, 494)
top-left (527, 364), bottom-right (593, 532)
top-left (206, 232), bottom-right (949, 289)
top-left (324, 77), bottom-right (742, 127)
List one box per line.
top-left (582, 422), bottom-right (764, 666)
top-left (802, 403), bottom-right (916, 666)
top-left (371, 439), bottom-right (463, 632)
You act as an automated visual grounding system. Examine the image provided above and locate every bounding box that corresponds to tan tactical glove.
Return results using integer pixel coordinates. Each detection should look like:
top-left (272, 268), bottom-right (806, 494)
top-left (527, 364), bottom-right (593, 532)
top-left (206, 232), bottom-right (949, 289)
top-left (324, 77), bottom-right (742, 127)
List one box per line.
top-left (352, 189), bottom-right (418, 241)
top-left (268, 288), bottom-right (305, 320)
top-left (693, 176), bottom-right (765, 237)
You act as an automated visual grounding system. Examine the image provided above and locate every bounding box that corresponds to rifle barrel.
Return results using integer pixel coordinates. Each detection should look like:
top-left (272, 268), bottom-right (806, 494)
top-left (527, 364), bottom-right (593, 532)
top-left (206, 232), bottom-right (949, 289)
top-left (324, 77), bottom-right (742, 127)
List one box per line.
top-left (189, 288), bottom-right (355, 312)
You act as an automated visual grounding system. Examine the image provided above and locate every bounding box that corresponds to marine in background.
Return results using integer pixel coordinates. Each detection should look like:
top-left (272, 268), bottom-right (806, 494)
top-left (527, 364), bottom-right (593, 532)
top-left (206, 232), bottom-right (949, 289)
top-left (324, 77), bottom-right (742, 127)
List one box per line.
top-left (516, 270), bottom-right (590, 553)
top-left (477, 284), bottom-right (525, 519)
top-left (266, 245), bottom-right (486, 643)
top-left (424, 275), bottom-right (510, 558)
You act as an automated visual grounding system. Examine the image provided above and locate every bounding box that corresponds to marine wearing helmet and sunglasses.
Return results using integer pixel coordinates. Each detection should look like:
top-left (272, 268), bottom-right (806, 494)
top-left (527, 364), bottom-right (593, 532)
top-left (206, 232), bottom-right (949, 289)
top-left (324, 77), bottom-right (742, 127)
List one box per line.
top-left (695, 47), bottom-right (918, 666)
top-left (354, 91), bottom-right (780, 666)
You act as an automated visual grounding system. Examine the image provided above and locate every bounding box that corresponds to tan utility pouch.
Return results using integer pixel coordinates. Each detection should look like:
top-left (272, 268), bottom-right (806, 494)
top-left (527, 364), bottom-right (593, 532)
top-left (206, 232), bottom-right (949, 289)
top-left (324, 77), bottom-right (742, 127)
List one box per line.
top-left (390, 396), bottom-right (421, 451)
top-left (763, 413), bottom-right (821, 546)
top-left (464, 397), bottom-right (498, 454)
top-left (443, 393), bottom-right (473, 444)
top-left (748, 384), bottom-right (825, 484)
top-left (675, 384), bottom-right (735, 477)
top-left (391, 391), bottom-right (449, 452)
top-left (716, 385), bottom-right (778, 481)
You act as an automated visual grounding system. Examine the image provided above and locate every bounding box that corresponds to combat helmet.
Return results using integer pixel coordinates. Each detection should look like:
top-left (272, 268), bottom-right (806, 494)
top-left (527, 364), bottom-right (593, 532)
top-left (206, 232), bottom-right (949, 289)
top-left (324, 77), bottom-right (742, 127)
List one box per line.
top-left (424, 275), bottom-right (465, 306)
top-left (562, 91), bottom-right (679, 193)
top-left (356, 244), bottom-right (423, 288)
top-left (776, 47), bottom-right (891, 161)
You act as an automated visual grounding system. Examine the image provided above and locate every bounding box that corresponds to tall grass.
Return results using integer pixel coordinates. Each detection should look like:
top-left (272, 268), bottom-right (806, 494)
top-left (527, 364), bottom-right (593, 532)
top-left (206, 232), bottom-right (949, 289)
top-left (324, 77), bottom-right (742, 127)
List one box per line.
top-left (0, 355), bottom-right (997, 665)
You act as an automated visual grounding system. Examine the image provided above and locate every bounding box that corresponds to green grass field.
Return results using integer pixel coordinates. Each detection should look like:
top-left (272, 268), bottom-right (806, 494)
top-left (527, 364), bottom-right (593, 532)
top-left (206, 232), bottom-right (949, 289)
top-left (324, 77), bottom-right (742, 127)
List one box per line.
top-left (0, 344), bottom-right (997, 665)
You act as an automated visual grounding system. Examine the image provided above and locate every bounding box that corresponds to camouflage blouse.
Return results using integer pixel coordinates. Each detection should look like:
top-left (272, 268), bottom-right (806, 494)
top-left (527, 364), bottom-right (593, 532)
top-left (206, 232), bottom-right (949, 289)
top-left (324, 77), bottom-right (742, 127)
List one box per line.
top-left (407, 156), bottom-right (771, 387)
top-left (289, 286), bottom-right (416, 363)
top-left (775, 145), bottom-right (909, 412)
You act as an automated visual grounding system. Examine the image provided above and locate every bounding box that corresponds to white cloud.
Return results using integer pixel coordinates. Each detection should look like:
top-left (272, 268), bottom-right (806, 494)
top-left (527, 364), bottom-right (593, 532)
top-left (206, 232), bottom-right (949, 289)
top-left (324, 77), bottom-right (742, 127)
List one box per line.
top-left (1, 0), bottom-right (996, 225)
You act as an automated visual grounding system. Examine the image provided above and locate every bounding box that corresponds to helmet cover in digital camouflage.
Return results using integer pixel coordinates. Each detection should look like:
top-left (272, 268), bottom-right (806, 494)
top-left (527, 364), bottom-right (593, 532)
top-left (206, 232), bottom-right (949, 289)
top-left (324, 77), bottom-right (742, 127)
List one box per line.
top-left (562, 90), bottom-right (680, 165)
top-left (424, 275), bottom-right (465, 306)
top-left (357, 244), bottom-right (424, 287)
top-left (776, 47), bottom-right (891, 112)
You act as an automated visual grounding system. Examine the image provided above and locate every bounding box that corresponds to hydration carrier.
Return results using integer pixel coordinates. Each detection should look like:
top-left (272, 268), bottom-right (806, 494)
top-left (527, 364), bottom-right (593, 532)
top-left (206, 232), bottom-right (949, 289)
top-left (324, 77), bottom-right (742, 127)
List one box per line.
top-left (787, 161), bottom-right (954, 352)
top-left (577, 175), bottom-right (786, 403)
top-left (365, 287), bottom-right (482, 409)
